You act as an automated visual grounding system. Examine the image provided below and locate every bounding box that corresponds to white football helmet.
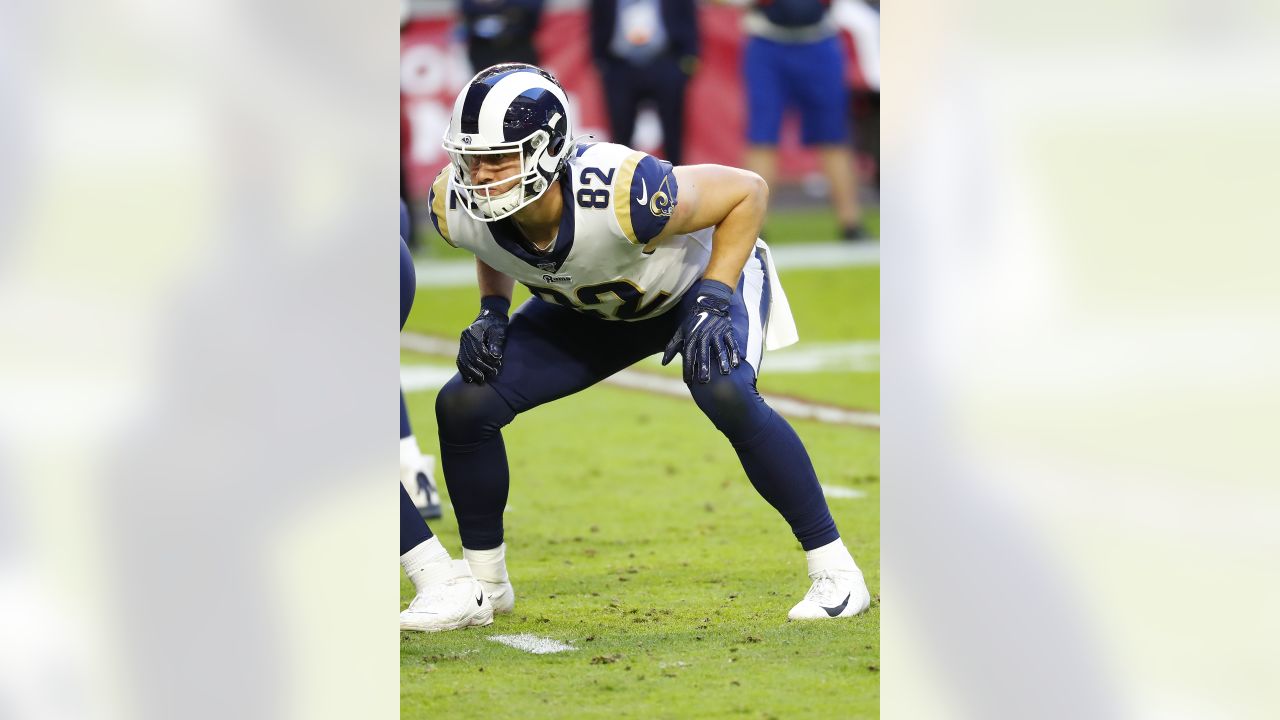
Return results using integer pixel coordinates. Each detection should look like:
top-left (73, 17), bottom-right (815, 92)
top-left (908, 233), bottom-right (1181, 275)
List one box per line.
top-left (442, 63), bottom-right (575, 222)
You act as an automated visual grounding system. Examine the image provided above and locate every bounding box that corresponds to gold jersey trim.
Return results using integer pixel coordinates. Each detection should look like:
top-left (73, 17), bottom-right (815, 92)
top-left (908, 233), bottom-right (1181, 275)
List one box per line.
top-left (429, 166), bottom-right (456, 247)
top-left (611, 151), bottom-right (645, 245)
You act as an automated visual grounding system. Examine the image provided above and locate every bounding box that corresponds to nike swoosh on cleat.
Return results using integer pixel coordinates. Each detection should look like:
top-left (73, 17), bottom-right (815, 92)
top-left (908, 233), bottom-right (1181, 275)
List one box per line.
top-left (476, 592), bottom-right (484, 607)
top-left (823, 593), bottom-right (851, 617)
top-left (635, 178), bottom-right (648, 205)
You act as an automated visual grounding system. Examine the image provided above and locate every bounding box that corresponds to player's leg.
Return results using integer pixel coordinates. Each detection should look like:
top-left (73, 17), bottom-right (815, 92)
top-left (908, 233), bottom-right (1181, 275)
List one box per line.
top-left (683, 251), bottom-right (871, 620)
top-left (399, 480), bottom-right (494, 631)
top-left (742, 37), bottom-right (788, 212)
top-left (791, 37), bottom-right (864, 238)
top-left (432, 375), bottom-right (517, 612)
top-left (400, 200), bottom-right (443, 517)
top-left (399, 236), bottom-right (491, 632)
top-left (818, 145), bottom-right (863, 238)
top-left (400, 390), bottom-right (442, 519)
top-left (653, 57), bottom-right (690, 166)
top-left (399, 214), bottom-right (443, 518)
top-left (435, 298), bottom-right (666, 611)
top-left (601, 60), bottom-right (641, 148)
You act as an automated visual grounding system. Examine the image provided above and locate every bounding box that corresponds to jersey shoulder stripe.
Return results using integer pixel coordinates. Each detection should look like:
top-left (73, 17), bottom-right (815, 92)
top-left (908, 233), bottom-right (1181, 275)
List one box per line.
top-left (428, 165), bottom-right (456, 247)
top-left (611, 150), bottom-right (645, 244)
top-left (603, 148), bottom-right (678, 246)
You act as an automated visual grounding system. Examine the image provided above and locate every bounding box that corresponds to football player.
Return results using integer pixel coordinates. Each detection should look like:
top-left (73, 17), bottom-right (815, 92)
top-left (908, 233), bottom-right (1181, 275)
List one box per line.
top-left (400, 200), bottom-right (444, 520)
top-left (400, 393), bottom-right (442, 519)
top-left (400, 219), bottom-right (493, 633)
top-left (429, 64), bottom-right (870, 621)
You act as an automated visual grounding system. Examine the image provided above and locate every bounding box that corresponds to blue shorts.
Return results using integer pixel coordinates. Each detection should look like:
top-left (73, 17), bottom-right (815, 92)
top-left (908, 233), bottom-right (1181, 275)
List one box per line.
top-left (743, 35), bottom-right (849, 146)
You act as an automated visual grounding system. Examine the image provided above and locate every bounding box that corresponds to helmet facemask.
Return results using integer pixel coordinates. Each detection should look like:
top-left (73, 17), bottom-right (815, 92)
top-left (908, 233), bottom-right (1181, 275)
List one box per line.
top-left (444, 112), bottom-right (570, 223)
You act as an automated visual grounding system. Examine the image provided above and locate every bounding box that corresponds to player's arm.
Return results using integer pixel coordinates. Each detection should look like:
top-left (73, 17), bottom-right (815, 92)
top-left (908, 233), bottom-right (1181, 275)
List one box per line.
top-left (657, 164), bottom-right (769, 287)
top-left (656, 165), bottom-right (768, 383)
top-left (476, 258), bottom-right (515, 304)
top-left (457, 259), bottom-right (515, 384)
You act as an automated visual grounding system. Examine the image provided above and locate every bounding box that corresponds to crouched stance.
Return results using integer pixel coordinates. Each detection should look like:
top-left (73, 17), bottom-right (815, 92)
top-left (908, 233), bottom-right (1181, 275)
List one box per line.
top-left (432, 63), bottom-right (870, 621)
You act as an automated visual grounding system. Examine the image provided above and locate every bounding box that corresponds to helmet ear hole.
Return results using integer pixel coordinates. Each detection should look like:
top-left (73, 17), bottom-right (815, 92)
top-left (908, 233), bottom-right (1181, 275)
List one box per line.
top-left (548, 136), bottom-right (564, 157)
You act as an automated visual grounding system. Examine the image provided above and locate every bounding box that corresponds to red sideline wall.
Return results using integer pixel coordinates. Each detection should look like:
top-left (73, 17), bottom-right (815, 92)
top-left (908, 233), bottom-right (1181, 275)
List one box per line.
top-left (401, 6), bottom-right (837, 202)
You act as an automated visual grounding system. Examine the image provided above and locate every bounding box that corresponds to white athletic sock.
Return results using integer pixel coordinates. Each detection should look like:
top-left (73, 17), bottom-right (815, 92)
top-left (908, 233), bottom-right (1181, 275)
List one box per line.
top-left (401, 536), bottom-right (454, 594)
top-left (400, 436), bottom-right (422, 469)
top-left (805, 538), bottom-right (860, 576)
top-left (463, 544), bottom-right (509, 586)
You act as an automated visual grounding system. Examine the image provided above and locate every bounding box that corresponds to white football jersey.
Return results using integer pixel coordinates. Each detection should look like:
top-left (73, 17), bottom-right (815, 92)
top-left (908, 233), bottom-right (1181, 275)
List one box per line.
top-left (428, 142), bottom-right (712, 321)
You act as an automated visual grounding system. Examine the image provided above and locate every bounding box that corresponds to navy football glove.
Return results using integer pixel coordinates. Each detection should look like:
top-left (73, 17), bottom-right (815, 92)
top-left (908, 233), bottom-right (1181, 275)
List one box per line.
top-left (457, 296), bottom-right (510, 384)
top-left (662, 279), bottom-right (741, 384)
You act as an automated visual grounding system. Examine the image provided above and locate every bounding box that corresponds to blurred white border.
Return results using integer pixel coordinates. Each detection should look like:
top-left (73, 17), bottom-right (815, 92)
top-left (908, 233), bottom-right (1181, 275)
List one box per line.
top-left (0, 2), bottom-right (399, 719)
top-left (883, 1), bottom-right (1280, 718)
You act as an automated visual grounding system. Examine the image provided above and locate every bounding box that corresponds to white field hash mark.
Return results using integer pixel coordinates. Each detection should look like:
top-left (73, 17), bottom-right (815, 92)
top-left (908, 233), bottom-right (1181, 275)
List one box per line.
top-left (400, 333), bottom-right (880, 429)
top-left (821, 484), bottom-right (867, 499)
top-left (489, 634), bottom-right (576, 654)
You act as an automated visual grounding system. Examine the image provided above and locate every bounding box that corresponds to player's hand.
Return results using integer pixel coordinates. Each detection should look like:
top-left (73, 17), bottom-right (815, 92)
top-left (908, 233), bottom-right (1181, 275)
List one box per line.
top-left (662, 279), bottom-right (741, 384)
top-left (457, 297), bottom-right (510, 384)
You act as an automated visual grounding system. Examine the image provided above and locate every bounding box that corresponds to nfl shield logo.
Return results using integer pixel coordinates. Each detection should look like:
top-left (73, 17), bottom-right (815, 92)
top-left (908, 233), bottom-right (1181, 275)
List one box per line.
top-left (537, 262), bottom-right (556, 272)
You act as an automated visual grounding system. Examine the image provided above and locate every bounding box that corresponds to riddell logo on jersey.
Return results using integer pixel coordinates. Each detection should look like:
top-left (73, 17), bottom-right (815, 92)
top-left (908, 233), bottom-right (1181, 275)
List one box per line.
top-left (542, 273), bottom-right (572, 283)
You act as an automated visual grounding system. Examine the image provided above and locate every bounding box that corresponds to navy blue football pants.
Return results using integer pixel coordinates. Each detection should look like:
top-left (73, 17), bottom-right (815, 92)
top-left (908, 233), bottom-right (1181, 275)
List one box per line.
top-left (437, 252), bottom-right (839, 552)
top-left (401, 237), bottom-right (433, 554)
top-left (400, 199), bottom-right (414, 439)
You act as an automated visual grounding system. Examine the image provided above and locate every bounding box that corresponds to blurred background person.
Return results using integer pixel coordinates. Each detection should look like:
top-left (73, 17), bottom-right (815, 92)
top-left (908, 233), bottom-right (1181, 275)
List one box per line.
top-left (739, 0), bottom-right (867, 240)
top-left (461, 0), bottom-right (545, 72)
top-left (403, 0), bottom-right (878, 251)
top-left (590, 0), bottom-right (699, 165)
top-left (833, 0), bottom-right (879, 191)
top-left (401, 3), bottom-right (418, 250)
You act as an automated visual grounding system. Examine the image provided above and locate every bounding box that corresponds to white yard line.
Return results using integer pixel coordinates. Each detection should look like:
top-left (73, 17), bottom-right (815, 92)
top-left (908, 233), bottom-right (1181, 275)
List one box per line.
top-left (821, 484), bottom-right (867, 500)
top-left (415, 242), bottom-right (878, 288)
top-left (413, 262), bottom-right (477, 288)
top-left (399, 364), bottom-right (459, 393)
top-left (766, 242), bottom-right (880, 269)
top-left (401, 332), bottom-right (465, 357)
top-left (764, 341), bottom-right (879, 373)
top-left (601, 371), bottom-right (881, 428)
top-left (401, 333), bottom-right (880, 429)
top-left (637, 340), bottom-right (879, 374)
top-left (488, 634), bottom-right (576, 655)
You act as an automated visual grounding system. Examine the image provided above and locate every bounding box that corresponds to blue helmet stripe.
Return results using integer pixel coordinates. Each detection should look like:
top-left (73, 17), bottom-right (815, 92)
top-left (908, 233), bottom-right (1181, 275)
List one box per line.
top-left (458, 82), bottom-right (491, 135)
top-left (503, 88), bottom-right (563, 142)
top-left (461, 65), bottom-right (561, 138)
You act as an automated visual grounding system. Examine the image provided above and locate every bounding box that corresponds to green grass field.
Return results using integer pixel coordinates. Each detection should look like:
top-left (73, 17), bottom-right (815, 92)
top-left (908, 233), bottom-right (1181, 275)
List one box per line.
top-left (401, 206), bottom-right (879, 719)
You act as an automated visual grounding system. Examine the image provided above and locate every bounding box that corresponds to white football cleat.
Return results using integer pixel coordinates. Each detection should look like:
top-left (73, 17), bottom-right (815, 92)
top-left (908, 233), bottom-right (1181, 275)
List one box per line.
top-left (477, 577), bottom-right (516, 614)
top-left (399, 572), bottom-right (494, 633)
top-left (401, 452), bottom-right (442, 520)
top-left (787, 568), bottom-right (872, 621)
top-left (460, 547), bottom-right (515, 614)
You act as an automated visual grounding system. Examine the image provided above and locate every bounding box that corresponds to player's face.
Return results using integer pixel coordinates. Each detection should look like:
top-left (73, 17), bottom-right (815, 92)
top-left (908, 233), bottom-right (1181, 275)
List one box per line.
top-left (468, 152), bottom-right (522, 197)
